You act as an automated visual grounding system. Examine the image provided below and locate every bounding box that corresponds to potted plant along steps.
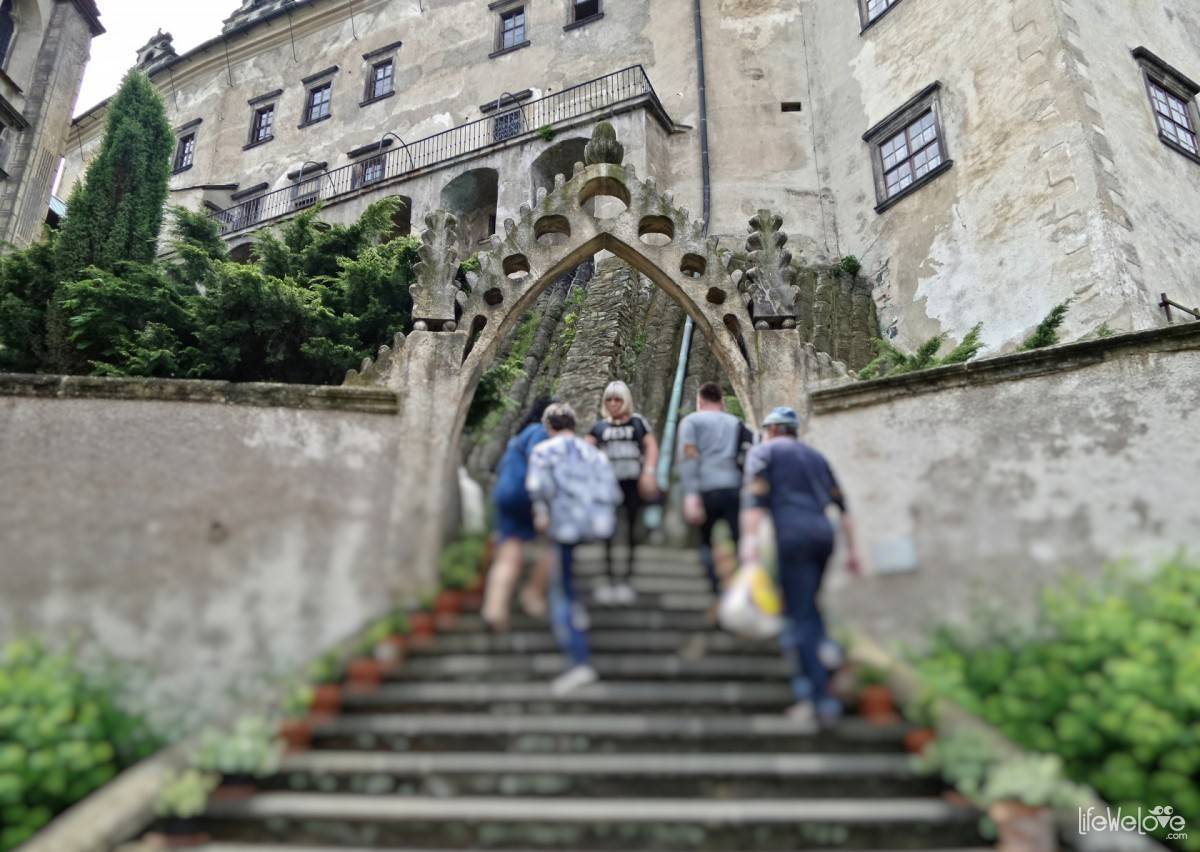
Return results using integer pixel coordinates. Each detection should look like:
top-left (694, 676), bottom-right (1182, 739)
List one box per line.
top-left (979, 754), bottom-right (1088, 852)
top-left (374, 612), bottom-right (409, 670)
top-left (347, 624), bottom-right (387, 693)
top-left (306, 655), bottom-right (342, 719)
top-left (278, 683), bottom-right (315, 752)
top-left (917, 730), bottom-right (1087, 852)
top-left (902, 690), bottom-right (938, 755)
top-left (152, 769), bottom-right (219, 847)
top-left (855, 665), bottom-right (900, 724)
top-left (194, 716), bottom-right (285, 801)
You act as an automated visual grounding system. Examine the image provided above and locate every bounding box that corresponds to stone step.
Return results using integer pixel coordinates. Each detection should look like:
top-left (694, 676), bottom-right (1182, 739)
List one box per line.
top-left (573, 546), bottom-right (704, 567)
top-left (391, 653), bottom-right (788, 682)
top-left (265, 751), bottom-right (936, 799)
top-left (202, 794), bottom-right (981, 849)
top-left (410, 630), bottom-right (774, 657)
top-left (170, 846), bottom-right (995, 852)
top-left (311, 713), bottom-right (909, 755)
top-left (339, 680), bottom-right (794, 714)
top-left (571, 575), bottom-right (715, 594)
top-left (447, 609), bottom-right (715, 634)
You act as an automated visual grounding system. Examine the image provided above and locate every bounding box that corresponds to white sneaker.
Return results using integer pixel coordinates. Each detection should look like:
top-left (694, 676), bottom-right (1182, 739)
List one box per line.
top-left (593, 582), bottom-right (617, 605)
top-left (551, 665), bottom-right (599, 695)
top-left (784, 701), bottom-right (817, 725)
top-left (613, 582), bottom-right (638, 605)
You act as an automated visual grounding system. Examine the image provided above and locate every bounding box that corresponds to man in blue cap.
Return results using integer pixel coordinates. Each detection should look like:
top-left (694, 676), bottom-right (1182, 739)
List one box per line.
top-left (739, 406), bottom-right (862, 725)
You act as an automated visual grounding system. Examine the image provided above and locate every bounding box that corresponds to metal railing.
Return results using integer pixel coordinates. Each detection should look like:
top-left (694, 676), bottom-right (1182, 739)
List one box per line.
top-left (1159, 292), bottom-right (1200, 323)
top-left (214, 65), bottom-right (661, 236)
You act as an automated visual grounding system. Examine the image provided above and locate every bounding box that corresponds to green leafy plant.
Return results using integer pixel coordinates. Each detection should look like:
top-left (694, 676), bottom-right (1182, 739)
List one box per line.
top-left (536, 124), bottom-right (556, 143)
top-left (439, 534), bottom-right (487, 590)
top-left (1020, 300), bottom-right (1071, 350)
top-left (855, 665), bottom-right (889, 687)
top-left (0, 638), bottom-right (162, 850)
top-left (724, 394), bottom-right (746, 421)
top-left (914, 556), bottom-right (1200, 850)
top-left (305, 654), bottom-right (341, 685)
top-left (155, 769), bottom-right (219, 819)
top-left (192, 716), bottom-right (283, 778)
top-left (281, 684), bottom-right (314, 720)
top-left (857, 323), bottom-right (985, 381)
top-left (838, 255), bottom-right (862, 277)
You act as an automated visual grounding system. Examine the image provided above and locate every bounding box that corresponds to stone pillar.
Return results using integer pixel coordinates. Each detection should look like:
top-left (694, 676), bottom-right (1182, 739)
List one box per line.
top-left (751, 329), bottom-right (848, 432)
top-left (375, 330), bottom-right (468, 598)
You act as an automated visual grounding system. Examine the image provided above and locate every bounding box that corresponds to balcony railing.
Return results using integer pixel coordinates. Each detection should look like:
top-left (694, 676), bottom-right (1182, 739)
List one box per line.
top-left (214, 65), bottom-right (663, 236)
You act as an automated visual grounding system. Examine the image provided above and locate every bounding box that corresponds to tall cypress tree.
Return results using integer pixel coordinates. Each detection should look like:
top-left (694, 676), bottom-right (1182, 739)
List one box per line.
top-left (56, 70), bottom-right (174, 276)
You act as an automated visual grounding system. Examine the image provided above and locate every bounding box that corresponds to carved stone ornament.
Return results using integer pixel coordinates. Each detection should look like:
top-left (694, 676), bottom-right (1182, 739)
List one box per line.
top-left (584, 121), bottom-right (624, 166)
top-left (410, 210), bottom-right (467, 331)
top-left (740, 209), bottom-right (798, 330)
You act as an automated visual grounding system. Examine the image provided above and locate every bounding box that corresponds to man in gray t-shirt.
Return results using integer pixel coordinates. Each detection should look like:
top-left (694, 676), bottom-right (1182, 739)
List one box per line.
top-left (677, 382), bottom-right (755, 598)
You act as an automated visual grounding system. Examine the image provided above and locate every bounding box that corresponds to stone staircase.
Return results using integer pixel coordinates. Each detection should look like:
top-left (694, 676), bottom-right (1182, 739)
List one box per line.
top-left (148, 548), bottom-right (987, 851)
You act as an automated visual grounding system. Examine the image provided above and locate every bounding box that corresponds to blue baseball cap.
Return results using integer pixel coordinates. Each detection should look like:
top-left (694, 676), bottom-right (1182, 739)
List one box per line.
top-left (762, 406), bottom-right (800, 428)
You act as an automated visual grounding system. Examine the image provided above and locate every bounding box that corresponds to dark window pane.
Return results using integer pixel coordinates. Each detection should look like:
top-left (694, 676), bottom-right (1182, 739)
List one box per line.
top-left (494, 109), bottom-right (522, 141)
top-left (174, 134), bottom-right (195, 170)
top-left (372, 61), bottom-right (394, 99)
top-left (253, 106), bottom-right (274, 142)
top-left (307, 84), bottom-right (332, 122)
top-left (574, 0), bottom-right (600, 21)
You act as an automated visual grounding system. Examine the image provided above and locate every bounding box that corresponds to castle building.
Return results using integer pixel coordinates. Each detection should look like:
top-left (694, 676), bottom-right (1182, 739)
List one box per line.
top-left (0, 0), bottom-right (101, 247)
top-left (62, 0), bottom-right (1200, 351)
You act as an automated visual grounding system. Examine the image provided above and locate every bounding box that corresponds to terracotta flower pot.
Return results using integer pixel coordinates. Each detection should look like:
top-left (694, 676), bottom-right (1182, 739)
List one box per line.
top-left (311, 683), bottom-right (341, 718)
top-left (989, 801), bottom-right (1058, 852)
top-left (155, 819), bottom-right (210, 847)
top-left (347, 657), bottom-right (384, 692)
top-left (211, 774), bottom-right (257, 801)
top-left (435, 590), bottom-right (463, 626)
top-left (857, 684), bottom-right (899, 724)
top-left (461, 589), bottom-right (484, 611)
top-left (278, 718), bottom-right (312, 752)
top-left (409, 611), bottom-right (437, 648)
top-left (903, 727), bottom-right (937, 754)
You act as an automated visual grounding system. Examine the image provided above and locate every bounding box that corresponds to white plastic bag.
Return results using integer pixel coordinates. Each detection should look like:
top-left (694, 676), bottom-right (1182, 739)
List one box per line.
top-left (718, 563), bottom-right (784, 640)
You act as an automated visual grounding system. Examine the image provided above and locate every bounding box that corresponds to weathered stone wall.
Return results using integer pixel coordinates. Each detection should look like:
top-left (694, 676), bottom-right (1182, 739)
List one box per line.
top-left (0, 374), bottom-right (419, 725)
top-left (808, 323), bottom-right (1200, 648)
top-left (0, 0), bottom-right (98, 247)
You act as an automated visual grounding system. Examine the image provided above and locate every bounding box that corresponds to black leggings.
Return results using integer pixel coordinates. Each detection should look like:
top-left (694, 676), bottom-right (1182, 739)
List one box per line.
top-left (605, 479), bottom-right (643, 581)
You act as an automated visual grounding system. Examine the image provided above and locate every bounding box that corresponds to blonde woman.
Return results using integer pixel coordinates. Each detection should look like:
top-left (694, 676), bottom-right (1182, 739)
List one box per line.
top-left (586, 380), bottom-right (660, 604)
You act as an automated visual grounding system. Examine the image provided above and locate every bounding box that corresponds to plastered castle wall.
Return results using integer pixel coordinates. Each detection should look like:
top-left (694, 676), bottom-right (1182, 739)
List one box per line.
top-left (60, 0), bottom-right (1200, 351)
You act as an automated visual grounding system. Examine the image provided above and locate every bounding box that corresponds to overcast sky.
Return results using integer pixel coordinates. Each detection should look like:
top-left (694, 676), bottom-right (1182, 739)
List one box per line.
top-left (75, 1), bottom-right (231, 116)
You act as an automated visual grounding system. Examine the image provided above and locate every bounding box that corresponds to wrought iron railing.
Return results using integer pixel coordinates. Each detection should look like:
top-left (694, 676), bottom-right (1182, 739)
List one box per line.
top-left (214, 65), bottom-right (661, 236)
top-left (1159, 292), bottom-right (1200, 323)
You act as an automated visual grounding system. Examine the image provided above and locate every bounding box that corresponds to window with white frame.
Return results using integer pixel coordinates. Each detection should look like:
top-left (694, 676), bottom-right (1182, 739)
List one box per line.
top-left (863, 83), bottom-right (953, 212)
top-left (174, 132), bottom-right (196, 172)
top-left (1134, 48), bottom-right (1199, 164)
top-left (305, 83), bottom-right (332, 125)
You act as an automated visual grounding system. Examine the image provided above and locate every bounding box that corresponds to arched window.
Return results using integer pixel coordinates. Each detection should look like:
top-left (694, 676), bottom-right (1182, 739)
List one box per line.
top-left (0, 0), bottom-right (15, 69)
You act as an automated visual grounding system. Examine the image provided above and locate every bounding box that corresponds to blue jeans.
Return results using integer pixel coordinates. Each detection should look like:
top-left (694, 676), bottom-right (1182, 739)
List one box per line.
top-left (549, 542), bottom-right (590, 666)
top-left (776, 524), bottom-right (842, 716)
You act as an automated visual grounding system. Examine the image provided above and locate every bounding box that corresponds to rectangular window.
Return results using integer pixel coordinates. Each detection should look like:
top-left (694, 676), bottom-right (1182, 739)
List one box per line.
top-left (353, 155), bottom-right (386, 188)
top-left (499, 8), bottom-right (526, 50)
top-left (880, 111), bottom-right (942, 199)
top-left (306, 83), bottom-right (332, 124)
top-left (1134, 48), bottom-right (1200, 164)
top-left (173, 133), bottom-right (196, 172)
top-left (251, 105), bottom-right (274, 144)
top-left (292, 176), bottom-right (321, 209)
top-left (493, 109), bottom-right (523, 142)
top-left (572, 0), bottom-right (600, 22)
top-left (863, 83), bottom-right (952, 212)
top-left (859, 0), bottom-right (901, 28)
top-left (369, 60), bottom-right (394, 100)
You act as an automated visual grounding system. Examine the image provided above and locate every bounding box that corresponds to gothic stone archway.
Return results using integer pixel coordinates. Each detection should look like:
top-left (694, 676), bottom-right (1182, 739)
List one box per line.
top-left (346, 124), bottom-right (845, 589)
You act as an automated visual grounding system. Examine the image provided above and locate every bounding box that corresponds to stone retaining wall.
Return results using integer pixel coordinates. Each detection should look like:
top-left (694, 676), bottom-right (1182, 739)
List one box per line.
top-left (810, 323), bottom-right (1200, 646)
top-left (0, 375), bottom-right (408, 725)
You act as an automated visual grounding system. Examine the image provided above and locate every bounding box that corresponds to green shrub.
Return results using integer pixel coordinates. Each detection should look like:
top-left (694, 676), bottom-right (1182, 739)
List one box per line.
top-left (440, 533), bottom-right (488, 590)
top-left (914, 557), bottom-right (1200, 850)
top-left (1020, 300), bottom-right (1071, 350)
top-left (155, 769), bottom-right (218, 819)
top-left (838, 255), bottom-right (862, 277)
top-left (0, 639), bottom-right (161, 850)
top-left (857, 323), bottom-right (984, 381)
top-left (192, 716), bottom-right (282, 778)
